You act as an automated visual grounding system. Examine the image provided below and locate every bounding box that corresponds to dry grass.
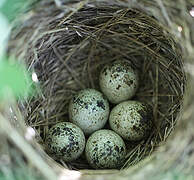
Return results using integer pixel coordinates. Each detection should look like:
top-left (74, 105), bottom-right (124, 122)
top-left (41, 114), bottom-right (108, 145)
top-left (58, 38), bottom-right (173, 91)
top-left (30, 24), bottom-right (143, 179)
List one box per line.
top-left (4, 0), bottom-right (194, 179)
top-left (8, 0), bottom-right (186, 170)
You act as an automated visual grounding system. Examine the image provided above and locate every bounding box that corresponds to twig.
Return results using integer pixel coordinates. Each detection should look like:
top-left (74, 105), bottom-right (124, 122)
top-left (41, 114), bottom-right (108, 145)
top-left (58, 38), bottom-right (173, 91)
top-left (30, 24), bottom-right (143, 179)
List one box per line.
top-left (0, 114), bottom-right (58, 180)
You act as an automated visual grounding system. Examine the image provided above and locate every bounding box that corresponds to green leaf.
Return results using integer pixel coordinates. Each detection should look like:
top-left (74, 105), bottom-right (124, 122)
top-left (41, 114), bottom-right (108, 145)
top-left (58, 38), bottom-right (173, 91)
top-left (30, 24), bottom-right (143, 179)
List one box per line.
top-left (0, 0), bottom-right (28, 21)
top-left (0, 57), bottom-right (34, 99)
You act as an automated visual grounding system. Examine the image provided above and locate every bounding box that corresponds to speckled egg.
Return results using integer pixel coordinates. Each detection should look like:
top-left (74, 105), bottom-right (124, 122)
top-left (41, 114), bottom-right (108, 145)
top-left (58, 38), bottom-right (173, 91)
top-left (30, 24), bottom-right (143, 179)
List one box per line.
top-left (109, 101), bottom-right (153, 141)
top-left (99, 61), bottom-right (139, 104)
top-left (46, 122), bottom-right (85, 162)
top-left (69, 89), bottom-right (110, 135)
top-left (85, 129), bottom-right (126, 169)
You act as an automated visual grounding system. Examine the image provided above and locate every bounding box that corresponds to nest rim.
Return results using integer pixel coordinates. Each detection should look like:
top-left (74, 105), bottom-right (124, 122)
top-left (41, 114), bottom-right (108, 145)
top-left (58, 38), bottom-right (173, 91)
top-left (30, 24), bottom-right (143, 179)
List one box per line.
top-left (8, 0), bottom-right (186, 171)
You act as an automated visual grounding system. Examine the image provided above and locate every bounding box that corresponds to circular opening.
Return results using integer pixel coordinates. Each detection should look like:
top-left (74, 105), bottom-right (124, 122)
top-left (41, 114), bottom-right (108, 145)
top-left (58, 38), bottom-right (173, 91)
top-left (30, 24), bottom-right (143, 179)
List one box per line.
top-left (9, 1), bottom-right (186, 171)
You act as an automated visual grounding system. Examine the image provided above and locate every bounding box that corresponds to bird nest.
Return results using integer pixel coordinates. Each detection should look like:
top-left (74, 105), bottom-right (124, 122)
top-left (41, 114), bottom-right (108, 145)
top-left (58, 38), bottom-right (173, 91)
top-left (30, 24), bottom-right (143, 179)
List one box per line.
top-left (8, 0), bottom-right (187, 172)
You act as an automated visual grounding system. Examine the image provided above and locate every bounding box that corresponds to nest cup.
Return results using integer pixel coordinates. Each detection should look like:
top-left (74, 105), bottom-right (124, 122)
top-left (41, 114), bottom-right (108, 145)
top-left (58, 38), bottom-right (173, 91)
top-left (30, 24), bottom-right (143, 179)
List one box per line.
top-left (8, 0), bottom-right (186, 171)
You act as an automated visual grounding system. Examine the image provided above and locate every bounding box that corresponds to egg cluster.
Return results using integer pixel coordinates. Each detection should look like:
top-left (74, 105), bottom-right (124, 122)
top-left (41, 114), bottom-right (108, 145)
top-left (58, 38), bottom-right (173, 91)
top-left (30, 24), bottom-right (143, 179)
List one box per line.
top-left (46, 60), bottom-right (153, 169)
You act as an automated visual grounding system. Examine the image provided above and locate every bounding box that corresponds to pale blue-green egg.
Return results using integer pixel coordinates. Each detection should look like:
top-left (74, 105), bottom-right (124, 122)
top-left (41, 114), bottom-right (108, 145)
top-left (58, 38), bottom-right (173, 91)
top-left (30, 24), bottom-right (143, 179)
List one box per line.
top-left (69, 89), bottom-right (110, 135)
top-left (109, 101), bottom-right (153, 141)
top-left (85, 129), bottom-right (126, 169)
top-left (46, 122), bottom-right (85, 162)
top-left (99, 61), bottom-right (139, 104)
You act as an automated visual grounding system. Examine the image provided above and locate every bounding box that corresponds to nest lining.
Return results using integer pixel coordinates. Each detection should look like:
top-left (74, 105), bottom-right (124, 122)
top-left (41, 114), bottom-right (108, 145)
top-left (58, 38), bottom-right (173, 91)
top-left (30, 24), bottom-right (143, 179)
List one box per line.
top-left (8, 0), bottom-right (186, 170)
